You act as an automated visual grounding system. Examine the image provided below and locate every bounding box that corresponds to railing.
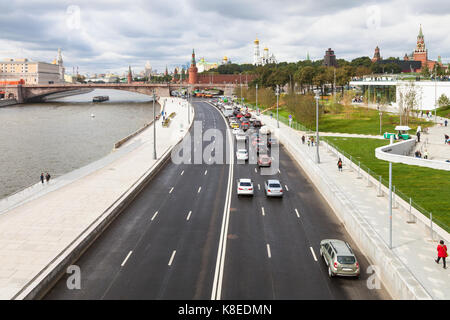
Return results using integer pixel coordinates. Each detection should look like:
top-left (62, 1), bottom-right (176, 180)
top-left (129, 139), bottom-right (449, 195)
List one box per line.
top-left (323, 137), bottom-right (449, 235)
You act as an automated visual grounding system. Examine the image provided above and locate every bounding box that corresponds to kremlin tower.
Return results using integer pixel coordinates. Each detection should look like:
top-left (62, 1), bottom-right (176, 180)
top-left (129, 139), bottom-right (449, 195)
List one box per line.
top-left (188, 49), bottom-right (198, 84)
top-left (127, 66), bottom-right (132, 84)
top-left (372, 46), bottom-right (381, 63)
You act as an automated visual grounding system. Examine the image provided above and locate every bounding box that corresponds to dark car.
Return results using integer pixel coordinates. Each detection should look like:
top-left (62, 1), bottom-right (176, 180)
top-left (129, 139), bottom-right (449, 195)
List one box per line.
top-left (241, 123), bottom-right (250, 131)
top-left (253, 120), bottom-right (262, 128)
top-left (244, 112), bottom-right (252, 118)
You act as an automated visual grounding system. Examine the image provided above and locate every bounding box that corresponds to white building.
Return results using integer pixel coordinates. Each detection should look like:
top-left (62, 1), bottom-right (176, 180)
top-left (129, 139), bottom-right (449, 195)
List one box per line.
top-left (253, 37), bottom-right (277, 66)
top-left (350, 77), bottom-right (450, 110)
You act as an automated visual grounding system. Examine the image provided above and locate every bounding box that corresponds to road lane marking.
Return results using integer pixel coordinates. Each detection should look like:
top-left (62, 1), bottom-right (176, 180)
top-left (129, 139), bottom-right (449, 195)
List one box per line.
top-left (295, 208), bottom-right (300, 218)
top-left (211, 104), bottom-right (234, 301)
top-left (168, 250), bottom-right (176, 266)
top-left (204, 170), bottom-right (208, 175)
top-left (186, 211), bottom-right (192, 221)
top-left (121, 251), bottom-right (133, 267)
top-left (254, 168), bottom-right (257, 173)
top-left (266, 244), bottom-right (272, 258)
top-left (278, 169), bottom-right (281, 174)
top-left (198, 186), bottom-right (202, 193)
top-left (258, 184), bottom-right (261, 190)
top-left (169, 187), bottom-right (174, 194)
top-left (261, 207), bottom-right (265, 216)
top-left (181, 170), bottom-right (184, 176)
top-left (285, 185), bottom-right (289, 191)
top-left (310, 247), bottom-right (318, 262)
top-left (151, 211), bottom-right (159, 221)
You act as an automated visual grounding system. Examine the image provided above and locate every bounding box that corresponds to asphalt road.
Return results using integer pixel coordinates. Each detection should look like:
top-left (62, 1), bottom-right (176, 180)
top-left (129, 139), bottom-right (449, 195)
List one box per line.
top-left (44, 99), bottom-right (389, 300)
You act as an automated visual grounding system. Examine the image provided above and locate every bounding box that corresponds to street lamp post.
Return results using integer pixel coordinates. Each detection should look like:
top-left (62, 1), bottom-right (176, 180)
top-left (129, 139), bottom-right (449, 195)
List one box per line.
top-left (188, 84), bottom-right (191, 124)
top-left (275, 85), bottom-right (280, 128)
top-left (256, 83), bottom-right (258, 115)
top-left (315, 92), bottom-right (320, 164)
top-left (153, 90), bottom-right (157, 160)
top-left (434, 72), bottom-right (437, 123)
top-left (389, 161), bottom-right (393, 249)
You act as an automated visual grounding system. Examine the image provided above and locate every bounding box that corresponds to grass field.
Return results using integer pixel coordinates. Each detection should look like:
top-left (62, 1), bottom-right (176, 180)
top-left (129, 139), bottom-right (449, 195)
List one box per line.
top-left (435, 105), bottom-right (450, 118)
top-left (322, 137), bottom-right (450, 231)
top-left (278, 104), bottom-right (433, 135)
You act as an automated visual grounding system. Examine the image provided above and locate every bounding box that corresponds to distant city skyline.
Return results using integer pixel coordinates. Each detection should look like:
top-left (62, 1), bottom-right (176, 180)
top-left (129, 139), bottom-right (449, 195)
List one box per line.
top-left (1, 0), bottom-right (450, 74)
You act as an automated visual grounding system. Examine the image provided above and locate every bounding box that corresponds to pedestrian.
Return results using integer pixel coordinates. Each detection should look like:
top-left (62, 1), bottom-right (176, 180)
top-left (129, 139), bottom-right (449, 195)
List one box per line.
top-left (311, 136), bottom-right (314, 147)
top-left (445, 134), bottom-right (449, 144)
top-left (40, 173), bottom-right (44, 184)
top-left (424, 150), bottom-right (428, 159)
top-left (416, 131), bottom-right (420, 142)
top-left (45, 172), bottom-right (51, 183)
top-left (307, 139), bottom-right (310, 147)
top-left (435, 240), bottom-right (448, 269)
top-left (301, 135), bottom-right (305, 144)
top-left (270, 112), bottom-right (273, 119)
top-left (337, 158), bottom-right (343, 172)
top-left (445, 119), bottom-right (448, 127)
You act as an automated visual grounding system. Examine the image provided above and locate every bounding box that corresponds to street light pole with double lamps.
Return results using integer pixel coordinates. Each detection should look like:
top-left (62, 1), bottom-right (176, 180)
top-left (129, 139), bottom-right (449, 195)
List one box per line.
top-left (256, 83), bottom-right (258, 115)
top-left (275, 85), bottom-right (280, 128)
top-left (152, 90), bottom-right (157, 160)
top-left (379, 110), bottom-right (383, 135)
top-left (315, 92), bottom-right (320, 164)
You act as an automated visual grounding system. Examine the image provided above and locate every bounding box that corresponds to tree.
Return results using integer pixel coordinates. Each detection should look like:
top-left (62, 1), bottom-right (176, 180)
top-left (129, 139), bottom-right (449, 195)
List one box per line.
top-left (438, 93), bottom-right (450, 108)
top-left (398, 82), bottom-right (420, 125)
top-left (421, 64), bottom-right (430, 77)
top-left (350, 56), bottom-right (372, 68)
top-left (284, 93), bottom-right (323, 129)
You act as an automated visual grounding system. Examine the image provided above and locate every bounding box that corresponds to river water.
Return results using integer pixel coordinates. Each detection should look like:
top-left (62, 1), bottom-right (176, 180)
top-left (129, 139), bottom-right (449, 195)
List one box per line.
top-left (0, 89), bottom-right (160, 199)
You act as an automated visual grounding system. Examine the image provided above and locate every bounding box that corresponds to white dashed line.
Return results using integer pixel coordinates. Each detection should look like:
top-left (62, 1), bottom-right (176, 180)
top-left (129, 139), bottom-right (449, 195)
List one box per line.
top-left (181, 170), bottom-right (184, 176)
top-left (169, 187), bottom-right (174, 194)
top-left (151, 211), bottom-right (159, 221)
top-left (285, 185), bottom-right (289, 191)
top-left (168, 250), bottom-right (177, 266)
top-left (198, 186), bottom-right (202, 193)
top-left (258, 184), bottom-right (261, 190)
top-left (266, 244), bottom-right (272, 258)
top-left (186, 211), bottom-right (192, 221)
top-left (261, 207), bottom-right (265, 216)
top-left (310, 247), bottom-right (318, 262)
top-left (204, 170), bottom-right (208, 175)
top-left (295, 208), bottom-right (300, 218)
top-left (121, 251), bottom-right (133, 267)
top-left (254, 168), bottom-right (257, 173)
top-left (278, 169), bottom-right (281, 174)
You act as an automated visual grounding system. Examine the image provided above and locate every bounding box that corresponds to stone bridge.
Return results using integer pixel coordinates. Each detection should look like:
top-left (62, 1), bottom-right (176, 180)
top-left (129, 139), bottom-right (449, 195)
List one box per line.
top-left (1, 83), bottom-right (240, 103)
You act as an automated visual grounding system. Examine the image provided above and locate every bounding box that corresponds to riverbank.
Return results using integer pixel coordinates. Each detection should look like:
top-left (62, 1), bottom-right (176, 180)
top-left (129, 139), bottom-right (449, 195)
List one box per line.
top-left (0, 97), bottom-right (193, 299)
top-left (0, 99), bottom-right (18, 107)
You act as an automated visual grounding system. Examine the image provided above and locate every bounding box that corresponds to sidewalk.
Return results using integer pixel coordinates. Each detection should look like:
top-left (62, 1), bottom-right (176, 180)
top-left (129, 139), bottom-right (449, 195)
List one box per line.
top-left (260, 113), bottom-right (450, 300)
top-left (0, 97), bottom-right (192, 299)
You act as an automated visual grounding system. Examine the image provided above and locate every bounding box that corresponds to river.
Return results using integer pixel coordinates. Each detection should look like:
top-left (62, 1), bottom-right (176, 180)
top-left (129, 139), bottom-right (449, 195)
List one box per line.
top-left (0, 89), bottom-right (160, 199)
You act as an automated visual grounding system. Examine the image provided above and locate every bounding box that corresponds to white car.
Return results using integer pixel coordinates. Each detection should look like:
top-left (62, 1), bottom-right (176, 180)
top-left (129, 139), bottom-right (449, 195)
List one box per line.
top-left (237, 179), bottom-right (254, 196)
top-left (236, 133), bottom-right (247, 142)
top-left (236, 149), bottom-right (248, 161)
top-left (264, 179), bottom-right (283, 197)
top-left (232, 128), bottom-right (241, 135)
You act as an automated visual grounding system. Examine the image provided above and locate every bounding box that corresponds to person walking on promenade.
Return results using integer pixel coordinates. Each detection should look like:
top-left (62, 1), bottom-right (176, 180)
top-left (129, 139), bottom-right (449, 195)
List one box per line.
top-left (416, 130), bottom-right (421, 142)
top-left (337, 158), bottom-right (343, 172)
top-left (40, 173), bottom-right (44, 184)
top-left (311, 136), bottom-right (314, 147)
top-left (445, 119), bottom-right (448, 127)
top-left (435, 240), bottom-right (448, 269)
top-left (301, 135), bottom-right (305, 144)
top-left (45, 172), bottom-right (51, 184)
top-left (445, 134), bottom-right (449, 144)
top-left (424, 150), bottom-right (429, 159)
top-left (307, 139), bottom-right (311, 147)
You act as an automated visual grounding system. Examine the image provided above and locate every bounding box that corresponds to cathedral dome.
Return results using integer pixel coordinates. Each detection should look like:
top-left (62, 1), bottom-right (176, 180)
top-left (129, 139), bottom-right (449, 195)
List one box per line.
top-left (254, 38), bottom-right (259, 44)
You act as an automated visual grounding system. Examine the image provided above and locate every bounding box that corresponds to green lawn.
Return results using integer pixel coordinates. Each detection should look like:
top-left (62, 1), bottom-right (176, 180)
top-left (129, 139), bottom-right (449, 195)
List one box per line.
top-left (435, 105), bottom-right (450, 118)
top-left (322, 137), bottom-right (450, 232)
top-left (277, 105), bottom-right (432, 135)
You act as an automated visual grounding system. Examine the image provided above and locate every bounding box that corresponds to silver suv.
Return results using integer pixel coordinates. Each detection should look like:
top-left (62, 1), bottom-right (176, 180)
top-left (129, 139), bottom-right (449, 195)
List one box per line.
top-left (319, 239), bottom-right (360, 278)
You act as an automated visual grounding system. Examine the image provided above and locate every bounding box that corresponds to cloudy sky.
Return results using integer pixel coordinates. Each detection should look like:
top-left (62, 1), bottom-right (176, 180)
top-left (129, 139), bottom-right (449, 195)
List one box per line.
top-left (1, 0), bottom-right (450, 75)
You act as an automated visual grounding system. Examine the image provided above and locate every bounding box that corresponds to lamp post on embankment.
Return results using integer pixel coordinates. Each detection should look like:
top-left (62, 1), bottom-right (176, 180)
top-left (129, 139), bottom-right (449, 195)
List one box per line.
top-left (153, 90), bottom-right (157, 160)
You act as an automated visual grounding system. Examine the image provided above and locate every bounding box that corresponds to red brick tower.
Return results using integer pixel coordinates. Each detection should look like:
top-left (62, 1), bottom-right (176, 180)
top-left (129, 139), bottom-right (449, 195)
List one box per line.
top-left (188, 49), bottom-right (198, 84)
top-left (413, 25), bottom-right (428, 70)
top-left (127, 66), bottom-right (132, 84)
top-left (372, 46), bottom-right (381, 63)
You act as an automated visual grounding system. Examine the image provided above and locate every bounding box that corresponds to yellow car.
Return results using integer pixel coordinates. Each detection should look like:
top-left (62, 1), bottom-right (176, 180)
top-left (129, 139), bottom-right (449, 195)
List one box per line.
top-left (230, 122), bottom-right (239, 129)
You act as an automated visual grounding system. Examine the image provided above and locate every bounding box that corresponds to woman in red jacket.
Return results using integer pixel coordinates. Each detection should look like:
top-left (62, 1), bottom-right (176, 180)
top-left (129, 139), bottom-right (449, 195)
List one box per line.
top-left (435, 240), bottom-right (448, 269)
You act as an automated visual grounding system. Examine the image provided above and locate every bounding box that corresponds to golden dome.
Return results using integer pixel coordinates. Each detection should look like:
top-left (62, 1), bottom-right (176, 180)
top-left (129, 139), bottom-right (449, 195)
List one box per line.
top-left (51, 59), bottom-right (57, 64)
top-left (223, 56), bottom-right (228, 61)
top-left (264, 47), bottom-right (268, 51)
top-left (254, 38), bottom-right (259, 44)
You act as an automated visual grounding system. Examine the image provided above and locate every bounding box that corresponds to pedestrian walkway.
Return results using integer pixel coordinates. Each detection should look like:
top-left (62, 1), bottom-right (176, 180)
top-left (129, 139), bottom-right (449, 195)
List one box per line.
top-left (0, 98), bottom-right (192, 299)
top-left (260, 113), bottom-right (450, 300)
